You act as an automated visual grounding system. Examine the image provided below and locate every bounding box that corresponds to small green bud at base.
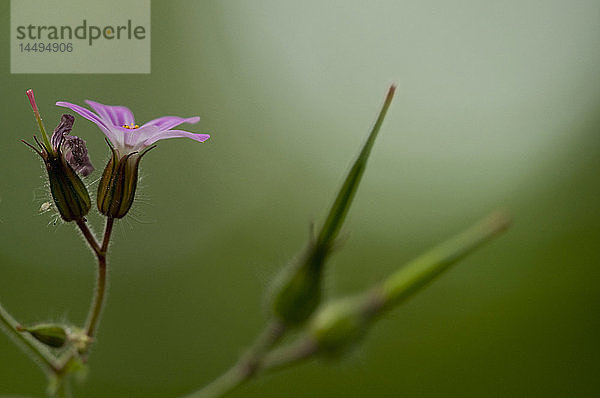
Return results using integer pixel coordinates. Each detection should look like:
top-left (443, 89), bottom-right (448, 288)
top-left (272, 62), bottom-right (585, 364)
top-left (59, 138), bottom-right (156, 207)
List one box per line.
top-left (17, 323), bottom-right (68, 348)
top-left (97, 144), bottom-right (153, 219)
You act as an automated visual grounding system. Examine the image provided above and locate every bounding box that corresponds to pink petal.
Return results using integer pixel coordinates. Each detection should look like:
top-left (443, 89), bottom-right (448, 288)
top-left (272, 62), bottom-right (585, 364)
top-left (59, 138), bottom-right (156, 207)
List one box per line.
top-left (56, 101), bottom-right (109, 130)
top-left (143, 130), bottom-right (210, 146)
top-left (85, 100), bottom-right (135, 128)
top-left (141, 116), bottom-right (200, 131)
top-left (56, 101), bottom-right (122, 145)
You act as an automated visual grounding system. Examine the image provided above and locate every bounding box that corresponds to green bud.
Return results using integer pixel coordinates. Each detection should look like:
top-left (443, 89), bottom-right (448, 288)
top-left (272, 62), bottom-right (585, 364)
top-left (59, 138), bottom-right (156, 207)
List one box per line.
top-left (97, 144), bottom-right (153, 219)
top-left (45, 153), bottom-right (92, 222)
top-left (17, 323), bottom-right (68, 348)
top-left (270, 242), bottom-right (330, 326)
top-left (308, 291), bottom-right (381, 354)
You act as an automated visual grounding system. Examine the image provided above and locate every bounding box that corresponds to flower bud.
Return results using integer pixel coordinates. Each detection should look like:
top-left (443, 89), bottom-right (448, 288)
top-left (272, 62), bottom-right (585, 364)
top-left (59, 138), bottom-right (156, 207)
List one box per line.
top-left (17, 323), bottom-right (68, 348)
top-left (270, 242), bottom-right (330, 326)
top-left (45, 151), bottom-right (92, 222)
top-left (307, 291), bottom-right (381, 355)
top-left (97, 144), bottom-right (153, 219)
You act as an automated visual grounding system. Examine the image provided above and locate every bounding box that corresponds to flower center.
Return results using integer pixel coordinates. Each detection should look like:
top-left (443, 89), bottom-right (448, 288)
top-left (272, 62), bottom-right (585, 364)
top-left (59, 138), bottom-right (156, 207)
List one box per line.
top-left (122, 123), bottom-right (139, 129)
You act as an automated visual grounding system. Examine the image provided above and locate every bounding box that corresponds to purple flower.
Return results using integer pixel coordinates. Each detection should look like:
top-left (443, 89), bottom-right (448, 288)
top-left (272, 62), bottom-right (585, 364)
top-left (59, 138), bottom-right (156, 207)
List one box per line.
top-left (55, 100), bottom-right (210, 154)
top-left (55, 99), bottom-right (210, 219)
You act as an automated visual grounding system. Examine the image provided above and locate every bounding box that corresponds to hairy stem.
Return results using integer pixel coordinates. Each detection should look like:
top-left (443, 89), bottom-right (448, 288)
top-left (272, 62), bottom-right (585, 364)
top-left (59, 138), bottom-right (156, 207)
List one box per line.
top-left (84, 217), bottom-right (114, 339)
top-left (76, 219), bottom-right (101, 254)
top-left (186, 320), bottom-right (285, 398)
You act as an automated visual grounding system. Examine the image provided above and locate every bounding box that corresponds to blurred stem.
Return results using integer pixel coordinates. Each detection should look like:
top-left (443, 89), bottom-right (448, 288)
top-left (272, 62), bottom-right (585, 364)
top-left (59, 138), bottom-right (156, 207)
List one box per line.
top-left (317, 85), bottom-right (396, 247)
top-left (186, 211), bottom-right (510, 398)
top-left (259, 337), bottom-right (318, 372)
top-left (0, 301), bottom-right (60, 373)
top-left (186, 320), bottom-right (285, 398)
top-left (268, 213), bottom-right (511, 369)
top-left (54, 376), bottom-right (72, 398)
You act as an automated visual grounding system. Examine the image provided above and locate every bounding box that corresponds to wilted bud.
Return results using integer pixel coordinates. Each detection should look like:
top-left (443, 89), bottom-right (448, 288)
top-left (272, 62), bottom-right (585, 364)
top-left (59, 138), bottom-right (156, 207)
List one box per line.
top-left (44, 115), bottom-right (92, 222)
top-left (17, 323), bottom-right (68, 348)
top-left (270, 241), bottom-right (330, 326)
top-left (97, 143), bottom-right (153, 219)
top-left (23, 122), bottom-right (92, 222)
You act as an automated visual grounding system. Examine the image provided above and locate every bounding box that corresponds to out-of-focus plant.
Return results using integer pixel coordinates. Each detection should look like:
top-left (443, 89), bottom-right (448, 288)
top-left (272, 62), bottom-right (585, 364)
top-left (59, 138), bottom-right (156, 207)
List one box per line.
top-left (0, 86), bottom-right (509, 398)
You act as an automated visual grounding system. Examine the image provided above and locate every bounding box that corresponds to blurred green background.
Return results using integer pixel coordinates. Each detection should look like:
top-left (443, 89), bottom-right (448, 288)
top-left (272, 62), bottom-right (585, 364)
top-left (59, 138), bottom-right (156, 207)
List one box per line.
top-left (1, 1), bottom-right (599, 397)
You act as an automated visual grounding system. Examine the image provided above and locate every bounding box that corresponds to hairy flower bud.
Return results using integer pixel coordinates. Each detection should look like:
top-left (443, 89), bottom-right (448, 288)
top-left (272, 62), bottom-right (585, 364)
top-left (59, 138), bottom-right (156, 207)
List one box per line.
top-left (97, 143), bottom-right (154, 219)
top-left (45, 150), bottom-right (92, 221)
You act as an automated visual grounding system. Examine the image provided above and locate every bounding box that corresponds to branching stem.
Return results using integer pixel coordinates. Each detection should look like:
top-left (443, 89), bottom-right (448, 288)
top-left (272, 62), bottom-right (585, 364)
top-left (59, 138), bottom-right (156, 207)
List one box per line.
top-left (0, 301), bottom-right (60, 373)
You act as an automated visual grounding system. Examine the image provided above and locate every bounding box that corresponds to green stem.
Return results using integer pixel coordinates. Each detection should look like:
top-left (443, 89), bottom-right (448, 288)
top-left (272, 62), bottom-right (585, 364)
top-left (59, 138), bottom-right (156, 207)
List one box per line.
top-left (185, 320), bottom-right (285, 398)
top-left (84, 217), bottom-right (114, 339)
top-left (259, 337), bottom-right (318, 373)
top-left (0, 301), bottom-right (59, 373)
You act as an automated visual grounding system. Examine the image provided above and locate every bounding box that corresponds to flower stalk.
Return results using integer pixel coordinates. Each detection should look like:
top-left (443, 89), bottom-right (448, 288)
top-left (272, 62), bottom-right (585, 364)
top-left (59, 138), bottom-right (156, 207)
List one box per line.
top-left (74, 217), bottom-right (114, 343)
top-left (83, 217), bottom-right (114, 339)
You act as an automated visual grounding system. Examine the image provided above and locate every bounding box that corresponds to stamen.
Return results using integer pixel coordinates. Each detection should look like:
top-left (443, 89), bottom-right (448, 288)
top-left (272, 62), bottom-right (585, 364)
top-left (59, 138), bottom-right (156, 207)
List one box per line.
top-left (122, 123), bottom-right (140, 129)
